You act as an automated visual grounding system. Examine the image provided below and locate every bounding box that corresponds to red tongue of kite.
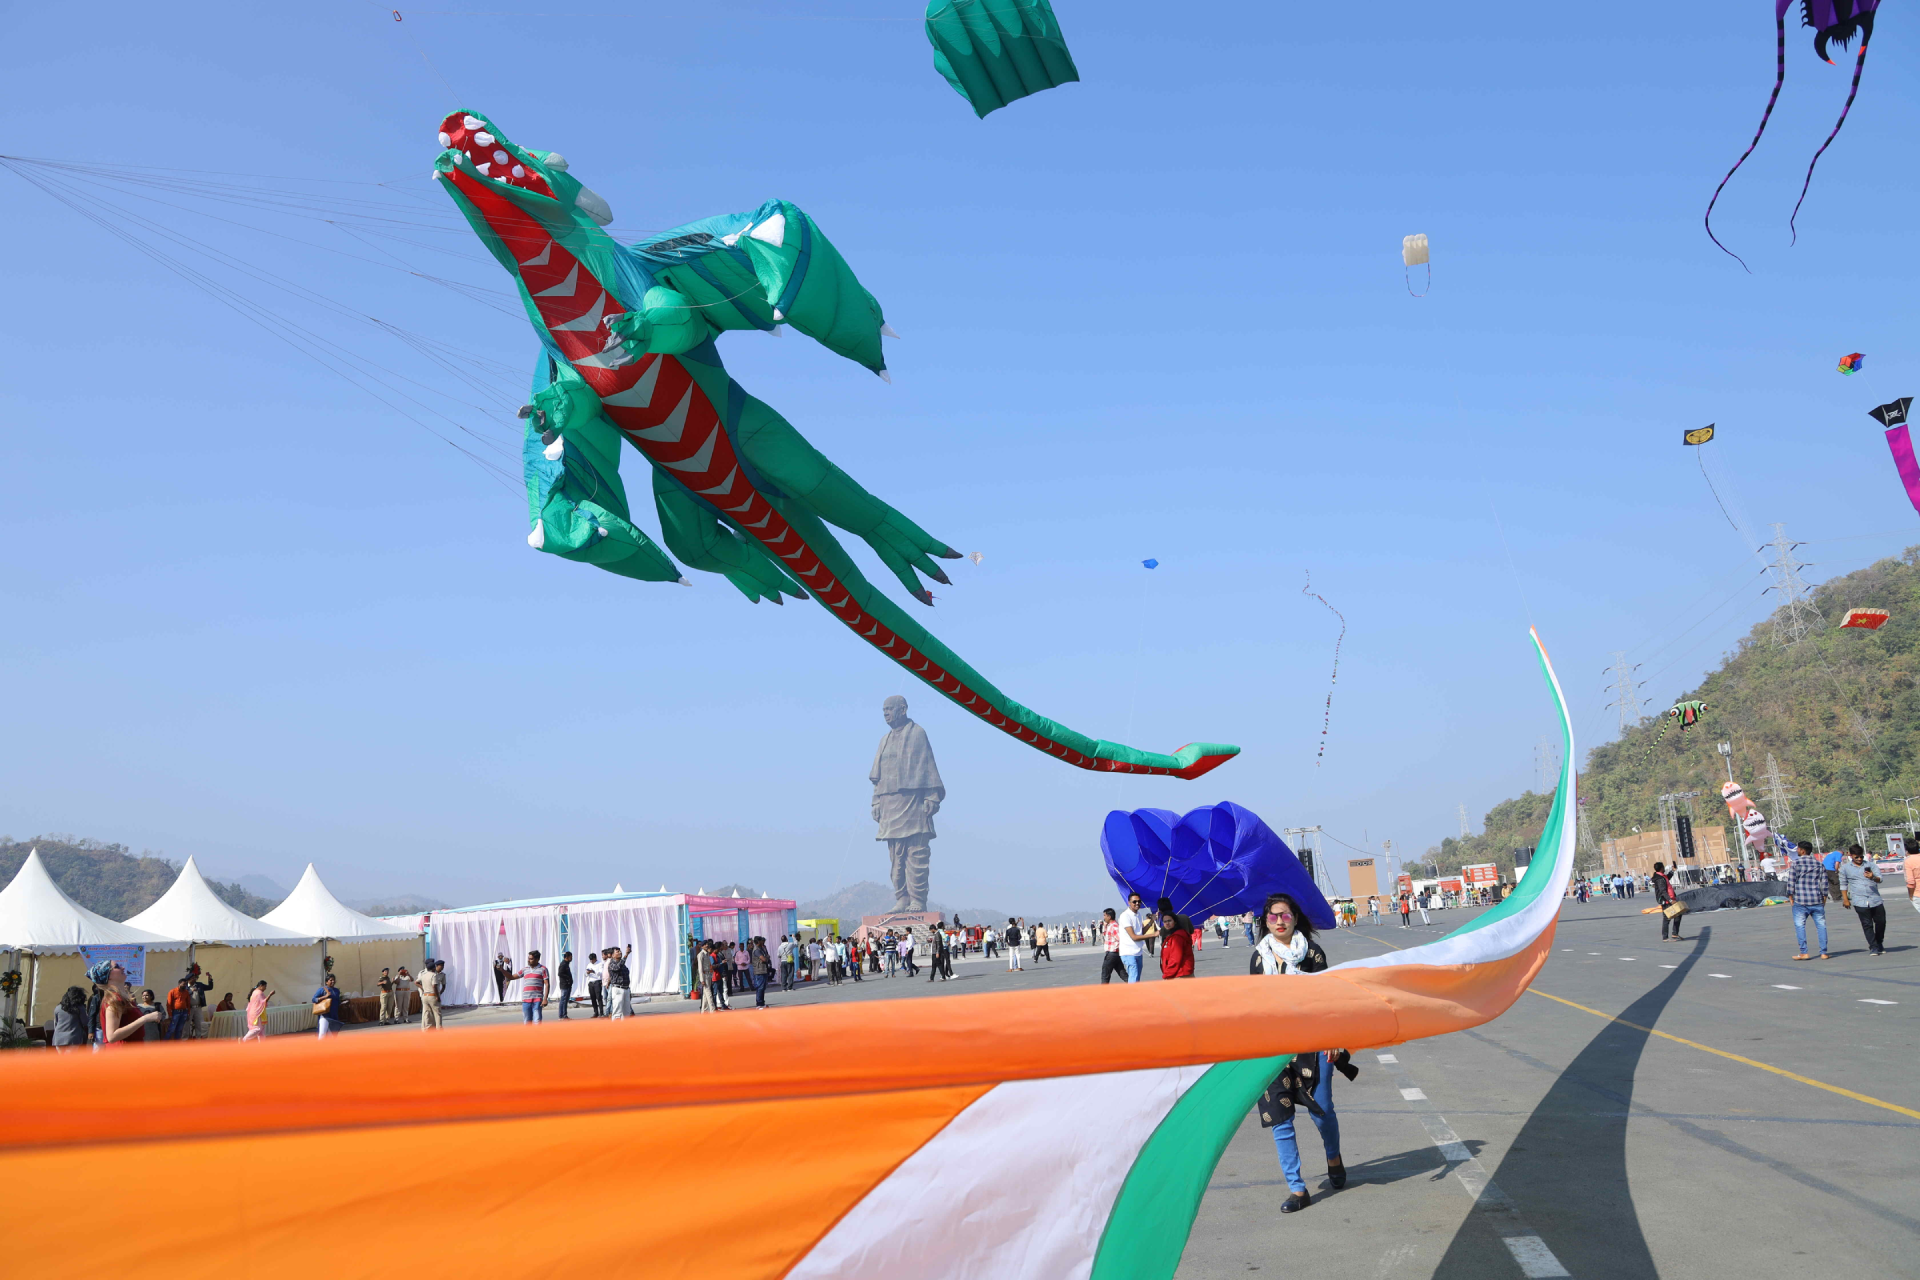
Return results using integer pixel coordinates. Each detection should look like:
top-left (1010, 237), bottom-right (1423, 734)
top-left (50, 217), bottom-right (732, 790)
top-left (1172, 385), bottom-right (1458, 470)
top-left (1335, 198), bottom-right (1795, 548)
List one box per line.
top-left (437, 112), bottom-right (554, 198)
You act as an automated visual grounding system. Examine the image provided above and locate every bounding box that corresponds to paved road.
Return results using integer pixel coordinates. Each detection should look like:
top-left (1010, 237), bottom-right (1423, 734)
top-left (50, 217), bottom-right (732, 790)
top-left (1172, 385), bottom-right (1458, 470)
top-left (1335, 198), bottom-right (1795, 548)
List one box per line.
top-left (370, 897), bottom-right (1920, 1278)
top-left (1179, 895), bottom-right (1920, 1280)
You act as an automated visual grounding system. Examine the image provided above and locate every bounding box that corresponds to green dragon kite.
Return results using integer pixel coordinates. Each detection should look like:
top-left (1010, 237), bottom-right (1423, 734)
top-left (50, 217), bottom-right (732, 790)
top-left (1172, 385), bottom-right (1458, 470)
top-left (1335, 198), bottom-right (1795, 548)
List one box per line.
top-left (433, 111), bottom-right (1236, 778)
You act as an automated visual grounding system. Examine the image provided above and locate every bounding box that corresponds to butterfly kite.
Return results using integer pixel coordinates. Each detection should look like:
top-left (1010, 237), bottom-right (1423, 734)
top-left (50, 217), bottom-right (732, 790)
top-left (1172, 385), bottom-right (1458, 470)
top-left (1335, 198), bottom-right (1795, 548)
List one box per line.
top-left (1644, 699), bottom-right (1710, 759)
top-left (1704, 1), bottom-right (1882, 268)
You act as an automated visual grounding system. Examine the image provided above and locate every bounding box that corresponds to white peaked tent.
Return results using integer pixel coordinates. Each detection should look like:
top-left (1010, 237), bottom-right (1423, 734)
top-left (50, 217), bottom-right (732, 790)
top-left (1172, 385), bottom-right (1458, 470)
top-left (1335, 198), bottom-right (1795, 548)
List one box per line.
top-left (125, 857), bottom-right (315, 945)
top-left (261, 865), bottom-right (420, 939)
top-left (0, 849), bottom-right (180, 951)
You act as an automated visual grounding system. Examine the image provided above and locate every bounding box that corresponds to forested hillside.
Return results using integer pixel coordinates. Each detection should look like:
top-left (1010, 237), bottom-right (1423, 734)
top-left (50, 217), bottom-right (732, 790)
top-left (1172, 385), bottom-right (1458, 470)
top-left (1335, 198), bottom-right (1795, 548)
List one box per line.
top-left (1428, 548), bottom-right (1920, 877)
top-left (0, 837), bottom-right (282, 920)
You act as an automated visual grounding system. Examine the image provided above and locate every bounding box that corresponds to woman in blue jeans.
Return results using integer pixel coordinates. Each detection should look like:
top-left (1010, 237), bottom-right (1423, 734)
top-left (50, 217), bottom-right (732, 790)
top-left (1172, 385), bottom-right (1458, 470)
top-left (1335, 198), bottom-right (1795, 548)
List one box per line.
top-left (1250, 891), bottom-right (1348, 1213)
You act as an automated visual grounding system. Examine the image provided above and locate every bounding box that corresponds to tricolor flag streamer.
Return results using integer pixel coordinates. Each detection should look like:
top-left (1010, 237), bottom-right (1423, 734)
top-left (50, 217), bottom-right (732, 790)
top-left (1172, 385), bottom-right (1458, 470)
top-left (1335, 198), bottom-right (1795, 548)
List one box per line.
top-left (4, 632), bottom-right (1576, 1279)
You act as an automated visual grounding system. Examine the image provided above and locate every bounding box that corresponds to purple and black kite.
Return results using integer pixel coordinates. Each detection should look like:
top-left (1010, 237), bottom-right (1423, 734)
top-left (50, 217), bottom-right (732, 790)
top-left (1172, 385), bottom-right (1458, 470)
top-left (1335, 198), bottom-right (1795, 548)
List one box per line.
top-left (1704, 1), bottom-right (1882, 268)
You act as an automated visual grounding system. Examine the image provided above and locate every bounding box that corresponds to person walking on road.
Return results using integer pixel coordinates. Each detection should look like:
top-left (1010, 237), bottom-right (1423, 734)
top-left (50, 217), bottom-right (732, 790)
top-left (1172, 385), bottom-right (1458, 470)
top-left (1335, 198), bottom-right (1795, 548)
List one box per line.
top-left (750, 936), bottom-right (773, 1007)
top-left (1158, 904), bottom-right (1196, 979)
top-left (585, 952), bottom-right (605, 1017)
top-left (928, 925), bottom-right (951, 982)
top-left (1652, 861), bottom-right (1685, 942)
top-left (1398, 894), bottom-right (1412, 928)
top-left (1004, 919), bottom-right (1023, 972)
top-left (242, 980), bottom-right (273, 1042)
top-left (512, 950), bottom-right (551, 1024)
top-left (1789, 841), bottom-right (1831, 960)
top-left (556, 951), bottom-right (574, 1018)
top-left (1117, 893), bottom-right (1151, 983)
top-left (604, 946), bottom-right (633, 1019)
top-left (1251, 891), bottom-right (1348, 1213)
top-left (1098, 908), bottom-right (1128, 984)
top-left (1839, 844), bottom-right (1887, 956)
top-left (311, 973), bottom-right (345, 1040)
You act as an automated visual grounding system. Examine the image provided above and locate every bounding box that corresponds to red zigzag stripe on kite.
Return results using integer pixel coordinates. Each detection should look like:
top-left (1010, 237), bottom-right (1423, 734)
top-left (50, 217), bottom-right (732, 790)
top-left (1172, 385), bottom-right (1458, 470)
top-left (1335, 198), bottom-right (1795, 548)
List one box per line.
top-left (448, 172), bottom-right (1185, 776)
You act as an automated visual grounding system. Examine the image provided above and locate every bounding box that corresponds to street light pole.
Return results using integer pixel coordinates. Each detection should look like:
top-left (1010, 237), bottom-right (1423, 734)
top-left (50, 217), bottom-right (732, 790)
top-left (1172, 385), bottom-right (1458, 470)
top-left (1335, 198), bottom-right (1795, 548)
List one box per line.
top-left (1716, 741), bottom-right (1735, 785)
top-left (1848, 807), bottom-right (1873, 852)
top-left (1894, 797), bottom-right (1920, 836)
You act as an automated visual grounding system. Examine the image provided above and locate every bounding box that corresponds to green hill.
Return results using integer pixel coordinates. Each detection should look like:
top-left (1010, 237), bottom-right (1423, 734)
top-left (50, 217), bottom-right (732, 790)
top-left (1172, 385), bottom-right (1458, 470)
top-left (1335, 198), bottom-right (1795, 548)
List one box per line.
top-left (0, 836), bottom-right (282, 921)
top-left (1429, 548), bottom-right (1920, 876)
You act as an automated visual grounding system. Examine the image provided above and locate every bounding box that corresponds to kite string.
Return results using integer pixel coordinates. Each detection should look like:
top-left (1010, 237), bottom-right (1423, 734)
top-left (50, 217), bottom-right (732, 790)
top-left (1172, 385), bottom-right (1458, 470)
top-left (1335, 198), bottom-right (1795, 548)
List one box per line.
top-left (1302, 571), bottom-right (1345, 767)
top-left (1697, 444), bottom-right (1742, 535)
top-left (1703, 6), bottom-right (1786, 271)
top-left (1790, 35), bottom-right (1871, 244)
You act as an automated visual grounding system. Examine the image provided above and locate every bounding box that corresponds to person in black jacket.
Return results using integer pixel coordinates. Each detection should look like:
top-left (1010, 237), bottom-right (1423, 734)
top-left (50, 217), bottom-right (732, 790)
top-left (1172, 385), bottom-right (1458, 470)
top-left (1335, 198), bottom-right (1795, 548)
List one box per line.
top-left (1653, 861), bottom-right (1685, 942)
top-left (1250, 891), bottom-right (1350, 1214)
top-left (557, 951), bottom-right (574, 1018)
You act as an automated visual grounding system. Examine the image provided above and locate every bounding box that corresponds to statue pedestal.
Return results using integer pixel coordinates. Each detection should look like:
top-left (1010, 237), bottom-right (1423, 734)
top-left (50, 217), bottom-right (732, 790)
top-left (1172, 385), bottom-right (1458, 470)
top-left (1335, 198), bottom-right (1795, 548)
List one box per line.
top-left (857, 910), bottom-right (942, 941)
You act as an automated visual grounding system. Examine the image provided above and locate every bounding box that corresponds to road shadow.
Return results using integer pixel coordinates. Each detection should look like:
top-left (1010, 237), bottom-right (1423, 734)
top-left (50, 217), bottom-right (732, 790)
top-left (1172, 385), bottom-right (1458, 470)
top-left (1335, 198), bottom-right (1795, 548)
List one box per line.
top-left (1432, 927), bottom-right (1711, 1280)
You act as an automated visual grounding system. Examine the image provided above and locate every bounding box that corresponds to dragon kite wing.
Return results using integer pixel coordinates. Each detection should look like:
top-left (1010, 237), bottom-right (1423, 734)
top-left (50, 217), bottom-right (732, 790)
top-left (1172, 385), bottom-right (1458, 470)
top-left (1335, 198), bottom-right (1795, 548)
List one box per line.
top-left (436, 111), bottom-right (1236, 779)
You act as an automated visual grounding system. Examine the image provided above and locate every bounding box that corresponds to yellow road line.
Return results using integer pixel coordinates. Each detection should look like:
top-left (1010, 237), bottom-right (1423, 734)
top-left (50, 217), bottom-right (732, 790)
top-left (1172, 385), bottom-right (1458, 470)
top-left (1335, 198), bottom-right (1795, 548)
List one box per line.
top-left (1341, 921), bottom-right (1920, 1122)
top-left (1524, 988), bottom-right (1920, 1121)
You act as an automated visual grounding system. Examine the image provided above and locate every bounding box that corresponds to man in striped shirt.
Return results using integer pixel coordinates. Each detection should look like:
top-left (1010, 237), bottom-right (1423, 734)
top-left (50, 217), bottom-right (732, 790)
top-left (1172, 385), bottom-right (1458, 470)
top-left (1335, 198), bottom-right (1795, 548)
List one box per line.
top-left (512, 950), bottom-right (551, 1023)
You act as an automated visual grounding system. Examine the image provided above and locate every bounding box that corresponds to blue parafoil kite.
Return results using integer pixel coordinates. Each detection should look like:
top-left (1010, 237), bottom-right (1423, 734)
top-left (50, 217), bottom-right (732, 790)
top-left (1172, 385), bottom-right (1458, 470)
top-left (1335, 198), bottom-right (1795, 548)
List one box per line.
top-left (1101, 801), bottom-right (1335, 928)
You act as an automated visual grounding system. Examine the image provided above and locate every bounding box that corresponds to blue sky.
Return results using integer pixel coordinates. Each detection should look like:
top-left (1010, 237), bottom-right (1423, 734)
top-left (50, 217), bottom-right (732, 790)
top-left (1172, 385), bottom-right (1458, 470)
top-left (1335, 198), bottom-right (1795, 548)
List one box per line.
top-left (5, 2), bottom-right (1919, 908)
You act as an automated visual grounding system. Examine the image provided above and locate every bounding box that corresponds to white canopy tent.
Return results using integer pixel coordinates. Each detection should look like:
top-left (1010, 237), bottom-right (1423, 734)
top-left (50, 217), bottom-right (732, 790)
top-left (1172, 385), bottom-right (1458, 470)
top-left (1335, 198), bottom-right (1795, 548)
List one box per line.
top-left (0, 848), bottom-right (181, 1034)
top-left (261, 864), bottom-right (420, 940)
top-left (0, 848), bottom-right (181, 951)
top-left (125, 856), bottom-right (315, 946)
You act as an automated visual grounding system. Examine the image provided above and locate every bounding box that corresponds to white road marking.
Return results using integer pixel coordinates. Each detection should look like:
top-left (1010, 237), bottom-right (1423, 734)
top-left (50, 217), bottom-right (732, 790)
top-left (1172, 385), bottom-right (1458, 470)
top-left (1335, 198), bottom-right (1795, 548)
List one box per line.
top-left (1773, 985), bottom-right (1802, 990)
top-left (1376, 1053), bottom-right (1398, 1063)
top-left (1374, 1054), bottom-right (1573, 1279)
top-left (1709, 973), bottom-right (1730, 978)
top-left (1504, 1235), bottom-right (1573, 1278)
top-left (1587, 952), bottom-right (1600, 955)
top-left (1859, 998), bottom-right (1897, 1005)
top-left (1619, 957), bottom-right (1635, 961)
top-left (1659, 964), bottom-right (1677, 969)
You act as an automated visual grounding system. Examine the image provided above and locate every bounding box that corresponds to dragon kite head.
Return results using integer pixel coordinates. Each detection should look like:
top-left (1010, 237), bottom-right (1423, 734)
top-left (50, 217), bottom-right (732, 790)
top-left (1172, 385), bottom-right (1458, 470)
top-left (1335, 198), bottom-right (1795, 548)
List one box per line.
top-left (433, 111), bottom-right (614, 228)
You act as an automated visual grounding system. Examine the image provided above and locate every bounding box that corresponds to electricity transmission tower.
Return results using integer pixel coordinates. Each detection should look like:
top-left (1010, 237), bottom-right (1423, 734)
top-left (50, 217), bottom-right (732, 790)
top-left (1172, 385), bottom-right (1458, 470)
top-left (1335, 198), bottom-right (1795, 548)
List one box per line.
top-left (1758, 752), bottom-right (1796, 835)
top-left (1761, 523), bottom-right (1821, 647)
top-left (1604, 652), bottom-right (1646, 733)
top-left (1534, 737), bottom-right (1560, 794)
top-left (1457, 803), bottom-right (1469, 840)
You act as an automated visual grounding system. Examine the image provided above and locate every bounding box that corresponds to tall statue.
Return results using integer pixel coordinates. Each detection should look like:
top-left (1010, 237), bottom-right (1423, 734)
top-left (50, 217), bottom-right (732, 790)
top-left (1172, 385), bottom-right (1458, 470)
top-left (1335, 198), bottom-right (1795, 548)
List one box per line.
top-left (870, 695), bottom-right (945, 912)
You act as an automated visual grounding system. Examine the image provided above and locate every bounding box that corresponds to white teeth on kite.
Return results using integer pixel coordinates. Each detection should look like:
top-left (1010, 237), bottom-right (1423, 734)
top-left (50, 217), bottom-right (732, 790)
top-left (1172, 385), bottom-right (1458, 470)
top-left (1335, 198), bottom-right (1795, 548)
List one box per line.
top-left (437, 131), bottom-right (450, 147)
top-left (493, 149), bottom-right (508, 164)
top-left (527, 519), bottom-right (546, 549)
top-left (474, 131), bottom-right (495, 146)
top-left (477, 162), bottom-right (491, 175)
top-left (512, 164), bottom-right (524, 178)
top-left (462, 114), bottom-right (483, 129)
top-left (881, 323), bottom-right (901, 338)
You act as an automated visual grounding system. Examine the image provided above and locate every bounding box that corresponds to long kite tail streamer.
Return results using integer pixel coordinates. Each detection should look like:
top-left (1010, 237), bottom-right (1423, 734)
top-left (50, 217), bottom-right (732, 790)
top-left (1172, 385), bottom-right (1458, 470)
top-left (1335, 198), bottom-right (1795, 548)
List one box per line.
top-left (0, 638), bottom-right (1578, 1279)
top-left (1303, 571), bottom-right (1346, 766)
top-left (1704, 4), bottom-right (1788, 270)
top-left (1884, 424), bottom-right (1920, 516)
top-left (1790, 31), bottom-right (1872, 244)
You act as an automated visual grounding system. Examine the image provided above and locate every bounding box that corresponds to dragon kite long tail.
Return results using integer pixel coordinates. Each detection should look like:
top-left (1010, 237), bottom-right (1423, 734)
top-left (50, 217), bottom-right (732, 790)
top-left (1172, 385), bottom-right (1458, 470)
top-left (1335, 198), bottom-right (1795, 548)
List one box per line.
top-left (434, 112), bottom-right (1235, 778)
top-left (1704, 1), bottom-right (1788, 270)
top-left (1790, 25), bottom-right (1873, 244)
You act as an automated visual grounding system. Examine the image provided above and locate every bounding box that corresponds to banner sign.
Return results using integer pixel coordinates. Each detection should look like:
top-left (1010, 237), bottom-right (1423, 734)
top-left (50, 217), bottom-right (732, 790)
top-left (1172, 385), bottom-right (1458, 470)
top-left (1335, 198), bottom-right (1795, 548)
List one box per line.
top-left (77, 944), bottom-right (147, 986)
top-left (1462, 863), bottom-right (1499, 887)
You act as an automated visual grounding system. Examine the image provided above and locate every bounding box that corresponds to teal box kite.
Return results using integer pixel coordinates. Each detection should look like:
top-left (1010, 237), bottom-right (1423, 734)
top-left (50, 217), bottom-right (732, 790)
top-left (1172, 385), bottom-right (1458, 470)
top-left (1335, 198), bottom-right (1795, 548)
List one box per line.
top-left (926, 0), bottom-right (1080, 118)
top-left (434, 111), bottom-right (1233, 779)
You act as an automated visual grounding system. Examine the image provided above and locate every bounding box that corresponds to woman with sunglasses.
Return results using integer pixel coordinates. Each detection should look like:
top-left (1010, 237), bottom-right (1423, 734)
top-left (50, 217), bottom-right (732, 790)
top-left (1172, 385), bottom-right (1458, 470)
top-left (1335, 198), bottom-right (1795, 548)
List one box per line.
top-left (1250, 892), bottom-right (1347, 1213)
